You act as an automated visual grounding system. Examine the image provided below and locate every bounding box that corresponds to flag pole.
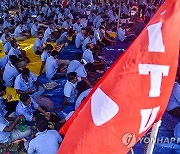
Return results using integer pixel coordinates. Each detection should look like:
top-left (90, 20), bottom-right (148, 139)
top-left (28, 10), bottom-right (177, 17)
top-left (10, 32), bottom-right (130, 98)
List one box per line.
top-left (146, 120), bottom-right (162, 154)
top-left (117, 0), bottom-right (122, 30)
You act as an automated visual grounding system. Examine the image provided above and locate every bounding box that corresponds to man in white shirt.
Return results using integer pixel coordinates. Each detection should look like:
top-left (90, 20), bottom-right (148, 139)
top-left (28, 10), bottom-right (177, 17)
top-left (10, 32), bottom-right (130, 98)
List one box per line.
top-left (67, 53), bottom-right (83, 74)
top-left (8, 41), bottom-right (22, 58)
top-left (34, 32), bottom-right (47, 55)
top-left (57, 10), bottom-right (64, 25)
top-left (88, 11), bottom-right (96, 25)
top-left (93, 13), bottom-right (101, 28)
top-left (44, 23), bottom-right (56, 42)
top-left (83, 43), bottom-right (94, 64)
top-left (75, 28), bottom-right (87, 49)
top-left (0, 55), bottom-right (8, 70)
top-left (3, 55), bottom-right (19, 87)
top-left (83, 43), bottom-right (105, 70)
top-left (45, 50), bottom-right (66, 80)
top-left (73, 18), bottom-right (83, 33)
top-left (14, 12), bottom-right (21, 25)
top-left (14, 68), bottom-right (45, 99)
top-left (36, 13), bottom-right (46, 23)
top-left (56, 72), bottom-right (80, 111)
top-left (75, 88), bottom-right (92, 110)
top-left (14, 22), bottom-right (30, 41)
top-left (31, 20), bottom-right (39, 37)
top-left (1, 27), bottom-right (13, 45)
top-left (82, 31), bottom-right (96, 52)
top-left (56, 29), bottom-right (68, 46)
top-left (3, 35), bottom-right (12, 54)
top-left (39, 44), bottom-right (53, 75)
top-left (95, 16), bottom-right (103, 29)
top-left (117, 23), bottom-right (135, 43)
top-left (8, 41), bottom-right (30, 66)
top-left (94, 25), bottom-right (115, 47)
top-left (28, 114), bottom-right (62, 154)
top-left (0, 114), bottom-right (31, 144)
top-left (117, 25), bottom-right (126, 42)
top-left (62, 17), bottom-right (72, 30)
top-left (3, 17), bottom-right (13, 30)
top-left (16, 94), bottom-right (47, 123)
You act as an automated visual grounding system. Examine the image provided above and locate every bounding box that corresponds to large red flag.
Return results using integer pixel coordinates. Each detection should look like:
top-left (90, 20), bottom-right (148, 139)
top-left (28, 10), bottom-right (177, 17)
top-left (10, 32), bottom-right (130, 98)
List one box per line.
top-left (59, 0), bottom-right (180, 153)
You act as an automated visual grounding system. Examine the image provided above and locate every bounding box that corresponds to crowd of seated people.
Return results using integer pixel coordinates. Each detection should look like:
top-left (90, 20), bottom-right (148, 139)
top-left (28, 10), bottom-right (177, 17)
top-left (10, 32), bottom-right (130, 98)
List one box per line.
top-left (0, 0), bottom-right (167, 153)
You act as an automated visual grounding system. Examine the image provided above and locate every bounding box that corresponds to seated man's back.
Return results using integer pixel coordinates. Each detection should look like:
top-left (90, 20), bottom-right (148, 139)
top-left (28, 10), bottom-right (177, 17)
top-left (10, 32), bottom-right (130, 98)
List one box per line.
top-left (28, 115), bottom-right (62, 154)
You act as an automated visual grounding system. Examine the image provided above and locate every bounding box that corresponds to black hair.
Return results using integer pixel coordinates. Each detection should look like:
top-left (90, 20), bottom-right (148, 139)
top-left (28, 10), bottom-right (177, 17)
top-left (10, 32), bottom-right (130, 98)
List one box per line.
top-left (9, 55), bottom-right (19, 66)
top-left (20, 93), bottom-right (30, 102)
top-left (75, 52), bottom-right (82, 60)
top-left (35, 114), bottom-right (48, 132)
top-left (84, 63), bottom-right (93, 71)
top-left (5, 35), bottom-right (10, 39)
top-left (38, 31), bottom-right (44, 35)
top-left (0, 85), bottom-right (6, 93)
top-left (76, 80), bottom-right (90, 97)
top-left (81, 27), bottom-right (86, 31)
top-left (86, 43), bottom-right (92, 49)
top-left (89, 31), bottom-right (94, 36)
top-left (67, 72), bottom-right (77, 81)
top-left (11, 40), bottom-right (18, 47)
top-left (51, 50), bottom-right (59, 57)
top-left (4, 27), bottom-right (9, 31)
top-left (45, 44), bottom-right (53, 50)
top-left (21, 68), bottom-right (30, 76)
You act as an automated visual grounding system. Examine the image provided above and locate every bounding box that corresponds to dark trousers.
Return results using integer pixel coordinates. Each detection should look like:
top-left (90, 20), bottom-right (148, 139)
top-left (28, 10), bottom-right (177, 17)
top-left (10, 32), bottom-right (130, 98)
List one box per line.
top-left (51, 73), bottom-right (66, 80)
top-left (5, 101), bottom-right (19, 117)
top-left (168, 107), bottom-right (180, 118)
top-left (138, 5), bottom-right (146, 18)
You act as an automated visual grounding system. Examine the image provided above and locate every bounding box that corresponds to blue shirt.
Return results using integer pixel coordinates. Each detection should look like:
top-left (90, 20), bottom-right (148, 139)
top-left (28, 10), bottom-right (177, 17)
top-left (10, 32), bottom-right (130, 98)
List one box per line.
top-left (0, 97), bottom-right (8, 117)
top-left (75, 32), bottom-right (84, 48)
top-left (94, 29), bottom-right (103, 41)
top-left (8, 47), bottom-right (21, 58)
top-left (34, 38), bottom-right (46, 52)
top-left (41, 51), bottom-right (50, 62)
top-left (0, 114), bottom-right (10, 143)
top-left (75, 64), bottom-right (87, 78)
top-left (14, 25), bottom-right (27, 37)
top-left (67, 60), bottom-right (82, 74)
top-left (3, 42), bottom-right (12, 54)
top-left (56, 32), bottom-right (68, 46)
top-left (167, 82), bottom-right (180, 111)
top-left (14, 72), bottom-right (37, 92)
top-left (44, 27), bottom-right (53, 41)
top-left (28, 129), bottom-right (62, 154)
top-left (82, 37), bottom-right (96, 51)
top-left (45, 56), bottom-right (58, 79)
top-left (83, 49), bottom-right (94, 63)
top-left (3, 62), bottom-right (19, 87)
top-left (64, 80), bottom-right (78, 103)
top-left (31, 24), bottom-right (38, 36)
top-left (0, 55), bottom-right (8, 69)
top-left (3, 21), bottom-right (12, 29)
top-left (1, 32), bottom-right (13, 45)
top-left (16, 97), bottom-right (39, 121)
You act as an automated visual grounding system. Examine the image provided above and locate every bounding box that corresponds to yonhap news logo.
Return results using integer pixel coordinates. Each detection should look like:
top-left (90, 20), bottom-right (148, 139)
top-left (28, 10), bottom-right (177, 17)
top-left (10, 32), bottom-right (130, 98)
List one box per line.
top-left (122, 132), bottom-right (180, 148)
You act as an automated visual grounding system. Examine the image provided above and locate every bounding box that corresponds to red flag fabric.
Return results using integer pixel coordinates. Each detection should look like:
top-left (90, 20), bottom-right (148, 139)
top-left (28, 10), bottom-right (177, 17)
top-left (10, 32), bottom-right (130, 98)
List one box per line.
top-left (59, 0), bottom-right (180, 153)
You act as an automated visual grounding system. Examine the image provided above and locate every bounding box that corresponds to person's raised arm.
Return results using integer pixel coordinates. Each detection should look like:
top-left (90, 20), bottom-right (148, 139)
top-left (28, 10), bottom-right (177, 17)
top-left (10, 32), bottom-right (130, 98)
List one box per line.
top-left (3, 116), bottom-right (24, 132)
